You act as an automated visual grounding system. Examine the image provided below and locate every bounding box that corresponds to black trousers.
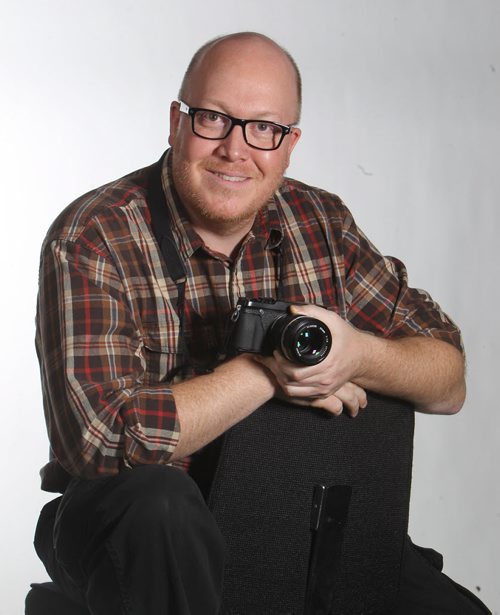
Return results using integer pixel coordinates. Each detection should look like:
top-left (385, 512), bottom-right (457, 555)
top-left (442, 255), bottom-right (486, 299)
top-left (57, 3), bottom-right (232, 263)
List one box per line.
top-left (34, 465), bottom-right (490, 615)
top-left (394, 537), bottom-right (490, 614)
top-left (34, 466), bottom-right (225, 615)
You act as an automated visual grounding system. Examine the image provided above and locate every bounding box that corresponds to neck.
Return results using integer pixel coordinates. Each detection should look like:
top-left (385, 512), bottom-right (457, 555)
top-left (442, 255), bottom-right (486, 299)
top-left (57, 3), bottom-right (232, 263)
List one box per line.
top-left (192, 218), bottom-right (256, 258)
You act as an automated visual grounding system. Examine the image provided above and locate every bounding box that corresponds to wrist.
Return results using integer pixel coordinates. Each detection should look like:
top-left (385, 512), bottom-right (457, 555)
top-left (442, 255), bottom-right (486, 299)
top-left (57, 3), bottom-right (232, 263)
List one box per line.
top-left (352, 329), bottom-right (384, 385)
top-left (229, 353), bottom-right (278, 398)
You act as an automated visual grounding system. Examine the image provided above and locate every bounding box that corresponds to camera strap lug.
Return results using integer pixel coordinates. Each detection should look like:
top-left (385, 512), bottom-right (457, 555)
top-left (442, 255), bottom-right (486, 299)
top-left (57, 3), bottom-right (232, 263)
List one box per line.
top-left (231, 304), bottom-right (242, 322)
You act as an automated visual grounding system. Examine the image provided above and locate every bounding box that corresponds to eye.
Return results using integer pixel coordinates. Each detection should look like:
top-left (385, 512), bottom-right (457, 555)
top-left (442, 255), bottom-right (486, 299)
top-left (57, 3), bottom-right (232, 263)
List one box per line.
top-left (247, 121), bottom-right (283, 145)
top-left (198, 111), bottom-right (225, 125)
top-left (255, 122), bottom-right (276, 134)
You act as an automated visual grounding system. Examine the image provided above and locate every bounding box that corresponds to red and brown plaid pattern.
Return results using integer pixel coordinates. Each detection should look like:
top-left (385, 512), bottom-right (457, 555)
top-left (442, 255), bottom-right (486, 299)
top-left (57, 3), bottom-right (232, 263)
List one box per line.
top-left (36, 150), bottom-right (462, 488)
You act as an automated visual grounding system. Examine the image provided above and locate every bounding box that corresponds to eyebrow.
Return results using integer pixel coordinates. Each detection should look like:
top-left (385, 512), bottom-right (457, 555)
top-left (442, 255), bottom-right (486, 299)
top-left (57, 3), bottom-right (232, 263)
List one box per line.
top-left (199, 99), bottom-right (284, 122)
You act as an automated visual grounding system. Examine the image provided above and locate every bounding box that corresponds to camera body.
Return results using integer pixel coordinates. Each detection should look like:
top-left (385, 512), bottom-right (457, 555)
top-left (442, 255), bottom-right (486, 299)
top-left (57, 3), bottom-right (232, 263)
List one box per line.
top-left (226, 297), bottom-right (331, 366)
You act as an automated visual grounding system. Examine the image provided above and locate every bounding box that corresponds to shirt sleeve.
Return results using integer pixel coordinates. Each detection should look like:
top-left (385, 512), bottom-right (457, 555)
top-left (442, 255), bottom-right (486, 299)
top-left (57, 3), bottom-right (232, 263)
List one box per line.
top-left (36, 235), bottom-right (180, 481)
top-left (340, 208), bottom-right (463, 352)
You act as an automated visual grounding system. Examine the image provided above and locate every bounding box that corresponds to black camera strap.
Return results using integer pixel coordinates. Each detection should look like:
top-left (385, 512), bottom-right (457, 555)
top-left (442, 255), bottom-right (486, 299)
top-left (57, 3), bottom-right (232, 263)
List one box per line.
top-left (147, 152), bottom-right (192, 378)
top-left (147, 152), bottom-right (186, 291)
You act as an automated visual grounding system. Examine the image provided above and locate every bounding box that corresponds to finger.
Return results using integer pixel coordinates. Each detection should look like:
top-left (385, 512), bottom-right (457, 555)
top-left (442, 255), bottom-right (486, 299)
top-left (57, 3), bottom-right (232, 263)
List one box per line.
top-left (311, 396), bottom-right (344, 416)
top-left (270, 351), bottom-right (319, 378)
top-left (289, 303), bottom-right (323, 318)
top-left (292, 395), bottom-right (344, 416)
top-left (333, 382), bottom-right (368, 417)
top-left (277, 381), bottom-right (335, 399)
top-left (255, 352), bottom-right (321, 384)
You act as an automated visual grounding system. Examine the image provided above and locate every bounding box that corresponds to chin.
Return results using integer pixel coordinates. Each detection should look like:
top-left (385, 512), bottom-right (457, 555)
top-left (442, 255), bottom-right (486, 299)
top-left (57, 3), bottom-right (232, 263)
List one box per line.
top-left (194, 198), bottom-right (261, 229)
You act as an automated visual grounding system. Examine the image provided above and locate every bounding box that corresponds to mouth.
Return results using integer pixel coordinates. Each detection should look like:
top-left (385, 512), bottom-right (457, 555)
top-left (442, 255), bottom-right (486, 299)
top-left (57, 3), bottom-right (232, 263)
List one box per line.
top-left (208, 170), bottom-right (251, 184)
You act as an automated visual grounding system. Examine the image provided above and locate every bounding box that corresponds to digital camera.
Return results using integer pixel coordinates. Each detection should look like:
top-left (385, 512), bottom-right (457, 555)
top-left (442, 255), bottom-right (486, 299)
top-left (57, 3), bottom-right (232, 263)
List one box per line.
top-left (226, 297), bottom-right (331, 365)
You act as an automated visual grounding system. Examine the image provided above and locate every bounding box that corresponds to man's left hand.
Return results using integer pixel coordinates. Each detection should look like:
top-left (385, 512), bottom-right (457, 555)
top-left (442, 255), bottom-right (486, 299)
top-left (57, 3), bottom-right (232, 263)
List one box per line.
top-left (255, 304), bottom-right (370, 415)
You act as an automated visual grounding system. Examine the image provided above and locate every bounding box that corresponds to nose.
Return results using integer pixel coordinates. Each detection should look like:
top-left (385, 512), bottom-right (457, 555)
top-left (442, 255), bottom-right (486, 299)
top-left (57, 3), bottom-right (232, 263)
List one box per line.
top-left (214, 124), bottom-right (250, 161)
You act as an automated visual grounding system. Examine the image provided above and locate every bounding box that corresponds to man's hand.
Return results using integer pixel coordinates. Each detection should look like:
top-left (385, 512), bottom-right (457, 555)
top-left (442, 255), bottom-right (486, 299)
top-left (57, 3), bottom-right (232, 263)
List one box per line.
top-left (279, 381), bottom-right (368, 417)
top-left (256, 304), bottom-right (369, 414)
top-left (255, 303), bottom-right (466, 415)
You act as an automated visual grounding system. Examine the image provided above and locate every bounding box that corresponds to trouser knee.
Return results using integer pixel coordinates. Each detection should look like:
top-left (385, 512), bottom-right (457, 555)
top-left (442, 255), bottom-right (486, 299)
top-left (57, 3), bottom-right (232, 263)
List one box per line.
top-left (36, 466), bottom-right (226, 614)
top-left (53, 465), bottom-right (224, 564)
top-left (108, 465), bottom-right (214, 532)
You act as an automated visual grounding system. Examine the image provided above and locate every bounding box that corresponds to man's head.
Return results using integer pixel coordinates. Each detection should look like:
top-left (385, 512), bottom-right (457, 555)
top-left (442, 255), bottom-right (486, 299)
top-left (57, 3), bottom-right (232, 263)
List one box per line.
top-left (178, 33), bottom-right (302, 123)
top-left (168, 32), bottom-right (302, 239)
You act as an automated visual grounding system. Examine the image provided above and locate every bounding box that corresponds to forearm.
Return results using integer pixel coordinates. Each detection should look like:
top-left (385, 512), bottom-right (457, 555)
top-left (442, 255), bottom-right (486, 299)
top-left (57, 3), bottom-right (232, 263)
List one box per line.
top-left (259, 305), bottom-right (466, 416)
top-left (39, 239), bottom-right (277, 474)
top-left (354, 334), bottom-right (466, 414)
top-left (170, 354), bottom-right (277, 461)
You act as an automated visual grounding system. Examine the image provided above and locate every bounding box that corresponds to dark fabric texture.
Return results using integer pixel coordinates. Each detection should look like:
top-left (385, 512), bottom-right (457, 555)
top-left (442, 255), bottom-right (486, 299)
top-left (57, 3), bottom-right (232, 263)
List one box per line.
top-left (31, 466), bottom-right (225, 615)
top-left (25, 582), bottom-right (89, 615)
top-left (208, 394), bottom-right (415, 615)
top-left (394, 537), bottom-right (491, 614)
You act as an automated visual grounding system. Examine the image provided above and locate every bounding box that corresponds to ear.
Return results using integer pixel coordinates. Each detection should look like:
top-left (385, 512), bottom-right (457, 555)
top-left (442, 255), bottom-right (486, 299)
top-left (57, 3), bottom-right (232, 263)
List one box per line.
top-left (168, 101), bottom-right (181, 147)
top-left (284, 127), bottom-right (301, 165)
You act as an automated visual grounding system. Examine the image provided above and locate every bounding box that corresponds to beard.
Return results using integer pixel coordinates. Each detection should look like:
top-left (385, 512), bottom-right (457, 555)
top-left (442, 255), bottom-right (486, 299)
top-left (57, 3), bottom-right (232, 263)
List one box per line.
top-left (171, 155), bottom-right (287, 235)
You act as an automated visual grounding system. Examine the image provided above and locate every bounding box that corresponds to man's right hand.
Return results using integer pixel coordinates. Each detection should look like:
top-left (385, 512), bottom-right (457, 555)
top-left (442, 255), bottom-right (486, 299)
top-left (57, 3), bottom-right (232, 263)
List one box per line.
top-left (273, 380), bottom-right (368, 418)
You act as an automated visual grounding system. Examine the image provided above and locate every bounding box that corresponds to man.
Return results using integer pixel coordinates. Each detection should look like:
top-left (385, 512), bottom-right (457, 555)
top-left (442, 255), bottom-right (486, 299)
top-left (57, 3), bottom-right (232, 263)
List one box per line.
top-left (33, 32), bottom-right (488, 614)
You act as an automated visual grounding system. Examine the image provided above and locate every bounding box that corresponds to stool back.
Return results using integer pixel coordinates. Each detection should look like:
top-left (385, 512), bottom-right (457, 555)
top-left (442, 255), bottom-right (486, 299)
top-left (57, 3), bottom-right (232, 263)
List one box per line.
top-left (208, 394), bottom-right (414, 614)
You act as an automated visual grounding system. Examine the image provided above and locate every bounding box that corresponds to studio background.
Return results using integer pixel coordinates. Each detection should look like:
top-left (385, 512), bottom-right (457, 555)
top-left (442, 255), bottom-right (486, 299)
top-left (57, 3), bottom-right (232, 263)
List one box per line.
top-left (1, 0), bottom-right (498, 613)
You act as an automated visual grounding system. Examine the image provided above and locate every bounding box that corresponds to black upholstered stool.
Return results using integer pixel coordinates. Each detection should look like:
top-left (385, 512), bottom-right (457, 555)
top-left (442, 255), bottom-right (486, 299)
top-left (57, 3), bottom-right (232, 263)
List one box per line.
top-left (27, 393), bottom-right (414, 614)
top-left (210, 393), bottom-right (414, 614)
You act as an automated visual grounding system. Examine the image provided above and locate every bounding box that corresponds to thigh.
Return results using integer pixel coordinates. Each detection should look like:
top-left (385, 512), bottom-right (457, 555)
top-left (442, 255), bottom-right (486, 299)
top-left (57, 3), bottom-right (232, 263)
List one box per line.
top-left (34, 495), bottom-right (87, 605)
top-left (37, 465), bottom-right (225, 614)
top-left (53, 465), bottom-right (214, 569)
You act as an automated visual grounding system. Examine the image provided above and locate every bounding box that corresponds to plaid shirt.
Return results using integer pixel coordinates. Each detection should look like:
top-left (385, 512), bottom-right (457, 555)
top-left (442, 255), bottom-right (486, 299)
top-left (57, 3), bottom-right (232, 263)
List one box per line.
top-left (36, 150), bottom-right (462, 491)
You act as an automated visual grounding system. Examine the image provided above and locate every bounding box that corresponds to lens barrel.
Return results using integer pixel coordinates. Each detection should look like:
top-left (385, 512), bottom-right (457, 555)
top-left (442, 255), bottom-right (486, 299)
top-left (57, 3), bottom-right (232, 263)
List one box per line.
top-left (269, 315), bottom-right (331, 365)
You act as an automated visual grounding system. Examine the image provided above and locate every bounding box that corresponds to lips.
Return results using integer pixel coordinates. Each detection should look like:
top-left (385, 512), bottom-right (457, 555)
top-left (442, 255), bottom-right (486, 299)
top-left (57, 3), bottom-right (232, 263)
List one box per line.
top-left (207, 168), bottom-right (253, 184)
top-left (215, 172), bottom-right (247, 182)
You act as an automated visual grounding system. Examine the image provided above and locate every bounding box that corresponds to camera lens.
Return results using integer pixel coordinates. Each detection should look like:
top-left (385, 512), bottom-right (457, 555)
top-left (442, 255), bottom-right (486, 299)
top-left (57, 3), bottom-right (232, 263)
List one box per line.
top-left (270, 315), bottom-right (331, 365)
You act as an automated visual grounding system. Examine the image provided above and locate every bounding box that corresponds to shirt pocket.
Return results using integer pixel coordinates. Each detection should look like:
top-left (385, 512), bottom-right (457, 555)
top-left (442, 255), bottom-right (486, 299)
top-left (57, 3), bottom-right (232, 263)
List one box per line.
top-left (141, 324), bottom-right (182, 385)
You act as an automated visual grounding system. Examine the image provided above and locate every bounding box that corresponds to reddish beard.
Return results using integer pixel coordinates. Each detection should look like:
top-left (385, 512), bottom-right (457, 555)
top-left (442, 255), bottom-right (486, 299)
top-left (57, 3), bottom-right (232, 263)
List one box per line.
top-left (171, 156), bottom-right (286, 232)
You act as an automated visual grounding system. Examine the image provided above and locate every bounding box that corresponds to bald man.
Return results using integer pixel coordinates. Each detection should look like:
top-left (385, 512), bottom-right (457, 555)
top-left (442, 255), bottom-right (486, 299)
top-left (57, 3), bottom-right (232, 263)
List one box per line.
top-left (33, 33), bottom-right (488, 614)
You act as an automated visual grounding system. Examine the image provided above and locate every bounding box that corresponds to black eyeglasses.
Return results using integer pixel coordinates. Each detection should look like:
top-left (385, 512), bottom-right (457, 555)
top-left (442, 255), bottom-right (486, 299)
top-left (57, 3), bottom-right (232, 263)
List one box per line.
top-left (178, 100), bottom-right (295, 151)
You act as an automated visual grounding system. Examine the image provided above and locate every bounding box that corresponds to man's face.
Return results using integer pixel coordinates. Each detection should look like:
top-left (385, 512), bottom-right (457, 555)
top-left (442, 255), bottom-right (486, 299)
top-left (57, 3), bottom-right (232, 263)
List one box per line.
top-left (168, 39), bottom-right (301, 235)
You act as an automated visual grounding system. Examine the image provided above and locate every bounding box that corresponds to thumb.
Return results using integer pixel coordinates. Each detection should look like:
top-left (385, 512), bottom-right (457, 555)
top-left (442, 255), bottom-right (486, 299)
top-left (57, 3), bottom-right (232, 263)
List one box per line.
top-left (289, 303), bottom-right (323, 318)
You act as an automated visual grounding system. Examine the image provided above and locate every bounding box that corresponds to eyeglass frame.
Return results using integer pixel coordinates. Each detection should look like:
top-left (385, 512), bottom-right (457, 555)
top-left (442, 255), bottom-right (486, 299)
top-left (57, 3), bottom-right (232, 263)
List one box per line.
top-left (177, 100), bottom-right (296, 151)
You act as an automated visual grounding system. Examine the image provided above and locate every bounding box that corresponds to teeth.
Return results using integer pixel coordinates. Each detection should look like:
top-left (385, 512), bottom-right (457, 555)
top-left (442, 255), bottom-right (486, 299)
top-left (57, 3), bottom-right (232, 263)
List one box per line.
top-left (217, 173), bottom-right (246, 182)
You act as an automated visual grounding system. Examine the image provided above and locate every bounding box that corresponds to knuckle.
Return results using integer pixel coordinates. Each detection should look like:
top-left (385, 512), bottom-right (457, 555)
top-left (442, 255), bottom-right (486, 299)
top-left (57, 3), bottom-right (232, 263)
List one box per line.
top-left (282, 385), bottom-right (294, 397)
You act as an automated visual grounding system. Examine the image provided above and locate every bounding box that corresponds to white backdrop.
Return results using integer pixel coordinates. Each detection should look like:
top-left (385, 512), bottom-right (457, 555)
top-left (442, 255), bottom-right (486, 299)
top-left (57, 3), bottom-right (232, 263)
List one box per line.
top-left (1, 0), bottom-right (498, 613)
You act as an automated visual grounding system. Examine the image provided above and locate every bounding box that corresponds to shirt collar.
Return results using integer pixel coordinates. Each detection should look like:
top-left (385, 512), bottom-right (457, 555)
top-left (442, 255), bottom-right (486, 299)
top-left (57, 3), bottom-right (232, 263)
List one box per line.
top-left (253, 194), bottom-right (283, 250)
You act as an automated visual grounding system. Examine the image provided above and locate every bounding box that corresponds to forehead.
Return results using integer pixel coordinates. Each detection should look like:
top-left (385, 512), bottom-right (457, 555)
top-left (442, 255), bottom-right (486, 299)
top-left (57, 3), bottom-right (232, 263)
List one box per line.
top-left (185, 38), bottom-right (299, 120)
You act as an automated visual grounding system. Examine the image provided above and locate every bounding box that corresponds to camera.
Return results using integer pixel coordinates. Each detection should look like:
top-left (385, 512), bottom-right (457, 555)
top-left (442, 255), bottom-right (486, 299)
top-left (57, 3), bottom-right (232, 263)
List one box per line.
top-left (226, 298), bottom-right (331, 365)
